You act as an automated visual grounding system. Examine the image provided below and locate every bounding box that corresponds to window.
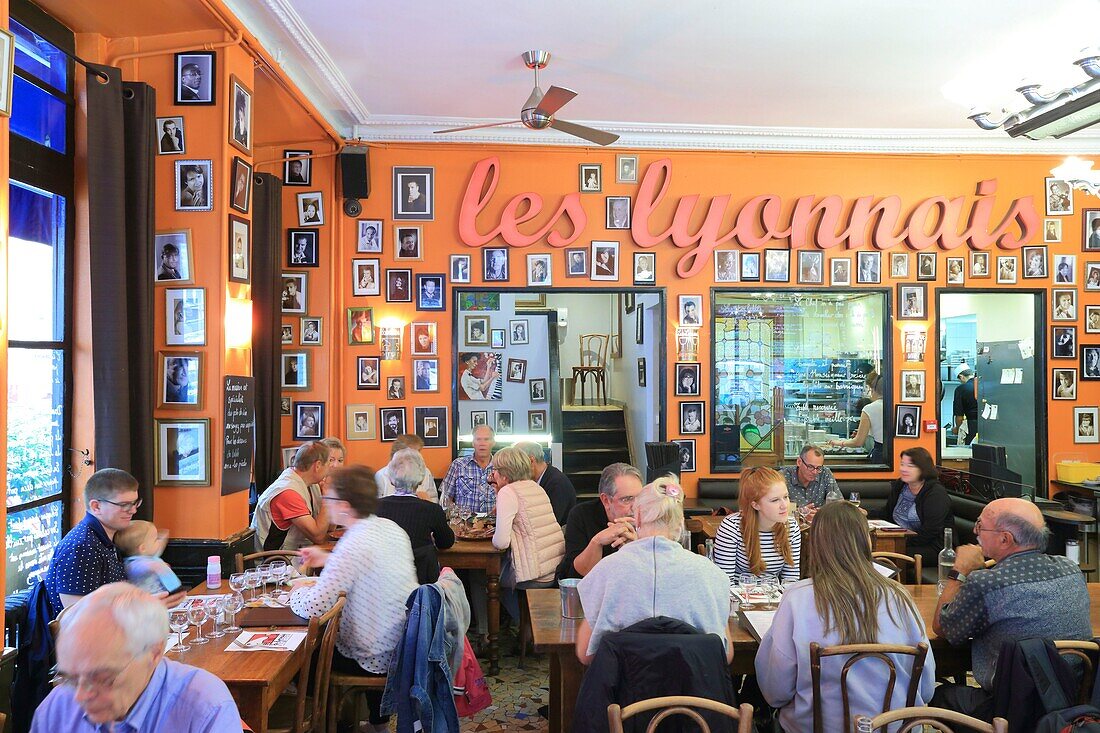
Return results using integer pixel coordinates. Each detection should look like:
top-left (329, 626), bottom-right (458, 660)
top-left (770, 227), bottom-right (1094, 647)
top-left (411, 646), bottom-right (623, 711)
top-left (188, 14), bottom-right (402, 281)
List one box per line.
top-left (711, 290), bottom-right (889, 472)
top-left (6, 2), bottom-right (74, 596)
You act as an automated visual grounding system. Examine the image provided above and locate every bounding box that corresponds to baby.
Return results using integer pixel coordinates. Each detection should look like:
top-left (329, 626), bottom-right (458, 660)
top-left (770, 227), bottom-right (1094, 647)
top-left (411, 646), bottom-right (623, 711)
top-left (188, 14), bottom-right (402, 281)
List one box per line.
top-left (115, 520), bottom-right (179, 595)
top-left (114, 519), bottom-right (168, 559)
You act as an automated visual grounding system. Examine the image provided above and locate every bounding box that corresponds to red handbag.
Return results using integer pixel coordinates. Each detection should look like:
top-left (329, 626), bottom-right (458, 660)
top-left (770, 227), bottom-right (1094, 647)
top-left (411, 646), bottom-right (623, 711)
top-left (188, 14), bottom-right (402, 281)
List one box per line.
top-left (453, 636), bottom-right (492, 717)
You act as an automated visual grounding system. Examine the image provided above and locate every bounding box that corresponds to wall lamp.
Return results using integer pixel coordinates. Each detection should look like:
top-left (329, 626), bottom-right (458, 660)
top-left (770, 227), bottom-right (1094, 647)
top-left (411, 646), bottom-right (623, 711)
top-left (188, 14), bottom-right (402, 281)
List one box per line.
top-left (1051, 156), bottom-right (1100, 197)
top-left (379, 318), bottom-right (403, 361)
top-left (225, 298), bottom-right (253, 349)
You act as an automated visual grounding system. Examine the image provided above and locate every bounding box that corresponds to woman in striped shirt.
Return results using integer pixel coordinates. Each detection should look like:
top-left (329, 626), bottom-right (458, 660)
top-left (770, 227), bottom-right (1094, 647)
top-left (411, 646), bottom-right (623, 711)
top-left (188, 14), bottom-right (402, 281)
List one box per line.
top-left (713, 466), bottom-right (801, 583)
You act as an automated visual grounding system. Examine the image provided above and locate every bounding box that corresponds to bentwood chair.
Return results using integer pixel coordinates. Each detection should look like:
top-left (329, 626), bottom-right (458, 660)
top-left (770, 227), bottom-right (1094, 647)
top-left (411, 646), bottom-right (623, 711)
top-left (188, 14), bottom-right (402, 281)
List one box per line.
top-left (1055, 639), bottom-right (1100, 703)
top-left (608, 696), bottom-right (754, 733)
top-left (572, 333), bottom-right (609, 405)
top-left (855, 707), bottom-right (1007, 732)
top-left (269, 594), bottom-right (346, 733)
top-left (810, 641), bottom-right (929, 733)
top-left (871, 552), bottom-right (923, 585)
top-left (234, 550), bottom-right (301, 575)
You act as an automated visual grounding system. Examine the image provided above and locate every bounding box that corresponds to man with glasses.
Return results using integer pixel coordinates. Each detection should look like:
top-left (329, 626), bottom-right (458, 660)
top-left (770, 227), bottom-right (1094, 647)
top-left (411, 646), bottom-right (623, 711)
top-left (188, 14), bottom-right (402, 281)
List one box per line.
top-left (931, 498), bottom-right (1091, 720)
top-left (779, 444), bottom-right (839, 518)
top-left (557, 463), bottom-right (643, 580)
top-left (252, 441), bottom-right (331, 552)
top-left (32, 583), bottom-right (239, 731)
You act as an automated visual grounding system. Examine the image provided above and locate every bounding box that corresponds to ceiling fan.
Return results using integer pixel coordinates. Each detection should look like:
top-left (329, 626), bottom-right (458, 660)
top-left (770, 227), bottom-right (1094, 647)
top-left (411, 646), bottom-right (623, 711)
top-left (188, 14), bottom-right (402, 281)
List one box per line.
top-left (434, 50), bottom-right (620, 146)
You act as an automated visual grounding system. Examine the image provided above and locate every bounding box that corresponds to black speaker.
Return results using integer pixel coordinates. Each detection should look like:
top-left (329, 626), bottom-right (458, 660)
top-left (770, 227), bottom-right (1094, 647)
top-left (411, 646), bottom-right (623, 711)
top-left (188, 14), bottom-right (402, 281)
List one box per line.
top-left (339, 147), bottom-right (370, 200)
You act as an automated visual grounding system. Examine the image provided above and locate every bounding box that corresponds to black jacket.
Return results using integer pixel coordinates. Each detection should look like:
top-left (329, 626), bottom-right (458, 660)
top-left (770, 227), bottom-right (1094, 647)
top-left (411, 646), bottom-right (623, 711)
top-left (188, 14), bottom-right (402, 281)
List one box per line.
top-left (992, 637), bottom-right (1084, 733)
top-left (539, 465), bottom-right (577, 525)
top-left (573, 616), bottom-right (736, 733)
top-left (872, 479), bottom-right (953, 563)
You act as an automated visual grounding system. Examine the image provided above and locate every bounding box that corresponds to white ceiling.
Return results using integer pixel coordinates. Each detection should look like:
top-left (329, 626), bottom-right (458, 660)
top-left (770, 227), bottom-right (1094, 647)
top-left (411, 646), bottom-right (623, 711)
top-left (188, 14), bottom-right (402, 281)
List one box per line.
top-left (229, 0), bottom-right (1100, 153)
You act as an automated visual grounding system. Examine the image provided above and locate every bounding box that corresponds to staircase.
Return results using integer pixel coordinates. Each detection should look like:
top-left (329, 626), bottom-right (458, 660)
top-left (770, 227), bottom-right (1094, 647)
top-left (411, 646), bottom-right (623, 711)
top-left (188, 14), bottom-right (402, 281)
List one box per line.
top-left (562, 405), bottom-right (631, 500)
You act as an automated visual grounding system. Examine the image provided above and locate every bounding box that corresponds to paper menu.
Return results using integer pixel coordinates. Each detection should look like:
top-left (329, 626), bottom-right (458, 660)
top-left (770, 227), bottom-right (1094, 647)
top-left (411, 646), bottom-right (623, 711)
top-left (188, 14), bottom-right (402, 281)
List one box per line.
top-left (739, 610), bottom-right (776, 642)
top-left (225, 630), bottom-right (307, 652)
top-left (171, 595), bottom-right (222, 611)
top-left (867, 519), bottom-right (904, 531)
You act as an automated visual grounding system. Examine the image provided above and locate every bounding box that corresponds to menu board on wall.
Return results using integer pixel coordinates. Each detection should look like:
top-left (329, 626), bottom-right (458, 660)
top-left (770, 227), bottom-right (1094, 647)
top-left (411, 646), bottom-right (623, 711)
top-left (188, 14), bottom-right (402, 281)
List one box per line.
top-left (221, 376), bottom-right (254, 495)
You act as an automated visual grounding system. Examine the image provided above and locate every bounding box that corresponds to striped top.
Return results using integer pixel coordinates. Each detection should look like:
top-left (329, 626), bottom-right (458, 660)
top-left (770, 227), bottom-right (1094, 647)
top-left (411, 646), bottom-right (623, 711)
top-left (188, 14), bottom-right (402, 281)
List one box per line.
top-left (712, 512), bottom-right (801, 583)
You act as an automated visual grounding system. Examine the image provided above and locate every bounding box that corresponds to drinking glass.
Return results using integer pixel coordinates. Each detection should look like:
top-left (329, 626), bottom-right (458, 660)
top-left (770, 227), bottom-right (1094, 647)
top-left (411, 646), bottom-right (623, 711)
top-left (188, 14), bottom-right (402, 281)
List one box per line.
top-left (848, 492), bottom-right (861, 509)
top-left (244, 569), bottom-right (260, 602)
top-left (269, 560), bottom-right (288, 588)
top-left (168, 609), bottom-right (190, 653)
top-left (187, 604), bottom-right (209, 644)
top-left (224, 592), bottom-right (245, 633)
top-left (258, 564), bottom-right (276, 601)
top-left (229, 572), bottom-right (247, 595)
top-left (738, 573), bottom-right (759, 600)
top-left (758, 574), bottom-right (780, 602)
top-left (205, 597), bottom-right (226, 638)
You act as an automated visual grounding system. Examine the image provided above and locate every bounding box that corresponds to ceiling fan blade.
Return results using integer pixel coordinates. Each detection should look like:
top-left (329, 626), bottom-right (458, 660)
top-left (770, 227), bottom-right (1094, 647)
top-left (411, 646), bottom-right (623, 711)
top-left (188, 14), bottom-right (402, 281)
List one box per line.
top-left (534, 85), bottom-right (577, 116)
top-left (434, 120), bottom-right (521, 134)
top-left (549, 118), bottom-right (620, 146)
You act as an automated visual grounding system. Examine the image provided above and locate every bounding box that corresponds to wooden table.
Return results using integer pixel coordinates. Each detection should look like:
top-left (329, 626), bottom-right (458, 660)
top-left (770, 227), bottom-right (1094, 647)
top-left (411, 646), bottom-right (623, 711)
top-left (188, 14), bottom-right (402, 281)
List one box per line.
top-left (178, 583), bottom-right (309, 733)
top-left (440, 539), bottom-right (505, 675)
top-left (530, 583), bottom-right (1100, 733)
top-left (687, 514), bottom-right (913, 555)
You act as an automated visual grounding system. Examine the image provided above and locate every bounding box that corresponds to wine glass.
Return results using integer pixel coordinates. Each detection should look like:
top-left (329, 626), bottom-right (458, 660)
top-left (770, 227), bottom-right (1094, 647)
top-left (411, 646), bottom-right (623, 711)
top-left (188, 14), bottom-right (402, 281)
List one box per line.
top-left (848, 492), bottom-right (861, 509)
top-left (258, 564), bottom-right (275, 602)
top-left (205, 597), bottom-right (226, 638)
top-left (738, 573), bottom-right (759, 601)
top-left (224, 592), bottom-right (245, 633)
top-left (269, 560), bottom-right (288, 588)
top-left (187, 603), bottom-right (209, 644)
top-left (244, 569), bottom-right (260, 602)
top-left (229, 572), bottom-right (246, 596)
top-left (168, 609), bottom-right (190, 653)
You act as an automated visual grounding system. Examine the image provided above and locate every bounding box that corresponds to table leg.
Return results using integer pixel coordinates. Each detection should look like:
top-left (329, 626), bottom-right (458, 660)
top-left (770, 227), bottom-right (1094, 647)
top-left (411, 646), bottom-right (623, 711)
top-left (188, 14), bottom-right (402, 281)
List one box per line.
top-left (487, 570), bottom-right (500, 675)
top-left (548, 649), bottom-right (583, 733)
top-left (234, 689), bottom-right (267, 733)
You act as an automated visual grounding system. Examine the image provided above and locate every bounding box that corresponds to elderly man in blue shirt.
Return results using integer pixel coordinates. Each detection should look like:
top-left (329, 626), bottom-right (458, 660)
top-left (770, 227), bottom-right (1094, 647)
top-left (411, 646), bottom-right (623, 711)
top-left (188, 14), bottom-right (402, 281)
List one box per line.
top-left (440, 424), bottom-right (496, 513)
top-left (32, 582), bottom-right (240, 732)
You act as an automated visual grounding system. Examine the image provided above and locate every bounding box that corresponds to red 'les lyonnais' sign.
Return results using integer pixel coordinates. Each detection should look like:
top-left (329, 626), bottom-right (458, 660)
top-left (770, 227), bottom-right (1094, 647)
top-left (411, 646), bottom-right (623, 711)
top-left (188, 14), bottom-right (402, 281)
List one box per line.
top-left (458, 157), bottom-right (1041, 278)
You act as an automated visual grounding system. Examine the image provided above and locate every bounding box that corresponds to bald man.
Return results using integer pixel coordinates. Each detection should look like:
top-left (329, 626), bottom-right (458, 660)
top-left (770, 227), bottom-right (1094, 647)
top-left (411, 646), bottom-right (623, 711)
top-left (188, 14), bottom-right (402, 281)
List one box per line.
top-left (931, 498), bottom-right (1091, 719)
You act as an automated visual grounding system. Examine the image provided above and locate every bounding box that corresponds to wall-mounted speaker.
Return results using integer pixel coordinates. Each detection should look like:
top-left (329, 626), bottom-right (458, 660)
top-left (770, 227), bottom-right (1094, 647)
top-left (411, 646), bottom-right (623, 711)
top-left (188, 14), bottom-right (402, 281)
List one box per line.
top-left (339, 146), bottom-right (370, 202)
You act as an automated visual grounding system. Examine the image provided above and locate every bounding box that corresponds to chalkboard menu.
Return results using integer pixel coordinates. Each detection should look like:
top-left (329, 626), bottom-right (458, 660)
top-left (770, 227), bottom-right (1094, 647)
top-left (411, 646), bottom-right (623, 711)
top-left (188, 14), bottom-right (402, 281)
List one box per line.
top-left (222, 376), bottom-right (254, 495)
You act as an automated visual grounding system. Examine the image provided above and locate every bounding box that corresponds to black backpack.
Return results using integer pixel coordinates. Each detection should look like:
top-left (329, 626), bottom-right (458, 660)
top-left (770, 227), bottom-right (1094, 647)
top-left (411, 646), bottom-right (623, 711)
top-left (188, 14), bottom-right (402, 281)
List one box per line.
top-left (1020, 639), bottom-right (1100, 733)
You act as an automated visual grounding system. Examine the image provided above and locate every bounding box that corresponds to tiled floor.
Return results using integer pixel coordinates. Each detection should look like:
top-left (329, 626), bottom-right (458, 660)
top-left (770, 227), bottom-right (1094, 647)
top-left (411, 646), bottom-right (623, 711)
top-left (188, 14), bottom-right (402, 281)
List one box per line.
top-left (461, 642), bottom-right (551, 732)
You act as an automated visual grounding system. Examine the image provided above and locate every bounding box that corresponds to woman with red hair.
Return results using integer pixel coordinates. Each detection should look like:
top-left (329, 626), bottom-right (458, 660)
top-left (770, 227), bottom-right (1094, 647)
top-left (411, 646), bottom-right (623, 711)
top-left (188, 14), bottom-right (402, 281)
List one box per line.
top-left (713, 466), bottom-right (801, 583)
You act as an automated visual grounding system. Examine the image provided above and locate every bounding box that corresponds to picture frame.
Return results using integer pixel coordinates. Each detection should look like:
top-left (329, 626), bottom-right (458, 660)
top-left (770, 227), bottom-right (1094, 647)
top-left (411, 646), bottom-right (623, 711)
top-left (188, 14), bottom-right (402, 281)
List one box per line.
top-left (156, 115), bottom-right (185, 154)
top-left (506, 358), bottom-right (528, 383)
top-left (491, 329), bottom-right (505, 349)
top-left (895, 405), bottom-right (921, 439)
top-left (483, 248), bottom-right (509, 282)
top-left (450, 254), bottom-right (471, 283)
top-left (579, 164), bottom-right (601, 192)
top-left (889, 252), bottom-right (909, 279)
top-left (898, 284), bottom-right (927, 320)
top-left (1053, 326), bottom-right (1077, 359)
top-left (829, 258), bottom-right (851, 286)
top-left (1087, 305), bottom-right (1100, 333)
top-left (1054, 254), bottom-right (1077, 285)
top-left (633, 252), bottom-right (656, 285)
top-left (283, 149), bottom-right (312, 187)
top-left (165, 287), bottom-right (205, 346)
top-left (174, 51), bottom-right (215, 105)
top-left (916, 252), bottom-right (937, 281)
top-left (280, 447), bottom-right (298, 468)
top-left (228, 74), bottom-right (252, 156)
top-left (356, 356), bottom-right (381, 390)
top-left (1082, 346), bottom-right (1100, 380)
top-left (969, 251), bottom-right (990, 279)
top-left (674, 439), bottom-right (696, 473)
top-left (591, 241), bottom-right (619, 281)
top-left (740, 252), bottom-right (761, 282)
top-left (678, 295), bottom-right (702, 328)
top-left (228, 156), bottom-right (252, 214)
top-left (281, 324), bottom-right (293, 345)
top-left (675, 362), bottom-right (701, 397)
top-left (516, 292), bottom-right (547, 309)
top-left (386, 269), bottom-right (413, 303)
top-left (637, 358), bottom-right (647, 387)
top-left (410, 322), bottom-right (438, 356)
top-left (386, 376), bottom-right (406, 400)
top-left (299, 316), bottom-right (322, 346)
top-left (856, 251), bottom-right (881, 284)
top-left (606, 196), bottom-right (631, 229)
top-left (412, 359), bottom-right (439, 393)
top-left (380, 407), bottom-right (407, 441)
top-left (1084, 210), bottom-right (1100, 251)
top-left (458, 292), bottom-right (500, 311)
top-left (1053, 289), bottom-right (1077, 322)
top-left (764, 249), bottom-right (790, 283)
top-left (158, 351), bottom-right (202, 409)
top-left (416, 274), bottom-right (445, 311)
top-left (997, 256), bottom-right (1018, 284)
top-left (529, 378), bottom-right (548, 402)
top-left (465, 316), bottom-right (490, 346)
top-left (287, 230), bottom-right (319, 268)
top-left (351, 258), bottom-right (380, 297)
top-left (346, 404), bottom-right (377, 440)
top-left (415, 406), bottom-right (449, 448)
top-left (281, 273), bottom-right (307, 314)
top-left (470, 411), bottom-right (488, 430)
top-left (527, 253), bottom-right (552, 287)
top-left (565, 248), bottom-right (588, 278)
top-left (714, 250), bottom-right (739, 283)
top-left (1087, 263), bottom-right (1100, 290)
top-left (616, 155), bottom-right (638, 184)
top-left (1046, 177), bottom-right (1073, 216)
top-left (1074, 406), bottom-right (1099, 444)
top-left (796, 251), bottom-right (824, 285)
top-left (394, 225), bottom-right (423, 261)
top-left (174, 159), bottom-right (213, 212)
top-left (155, 418), bottom-right (210, 486)
top-left (392, 166), bottom-right (434, 221)
top-left (293, 402), bottom-right (324, 442)
top-left (679, 401), bottom-right (705, 435)
top-left (154, 230), bottom-right (193, 284)
top-left (356, 220), bottom-right (382, 254)
top-left (946, 257), bottom-right (965, 285)
top-left (1022, 246), bottom-right (1048, 279)
top-left (1053, 368), bottom-right (1078, 400)
top-left (280, 397), bottom-right (292, 416)
top-left (509, 319), bottom-right (530, 345)
top-left (900, 370), bottom-right (925, 403)
top-left (494, 410), bottom-right (514, 435)
top-left (227, 215), bottom-right (250, 284)
top-left (296, 192), bottom-right (324, 228)
top-left (458, 352), bottom-right (503, 401)
top-left (281, 352), bottom-right (309, 390)
top-left (1045, 218), bottom-right (1063, 243)
top-left (528, 410), bottom-right (547, 433)
top-left (347, 307), bottom-right (375, 345)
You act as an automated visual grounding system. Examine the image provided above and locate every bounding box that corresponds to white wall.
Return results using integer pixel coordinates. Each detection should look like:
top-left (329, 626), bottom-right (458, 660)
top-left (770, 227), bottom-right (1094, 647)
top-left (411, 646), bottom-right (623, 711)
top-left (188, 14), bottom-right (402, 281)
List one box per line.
top-left (610, 292), bottom-right (662, 464)
top-left (546, 292), bottom-right (615, 393)
top-left (939, 292), bottom-right (1034, 343)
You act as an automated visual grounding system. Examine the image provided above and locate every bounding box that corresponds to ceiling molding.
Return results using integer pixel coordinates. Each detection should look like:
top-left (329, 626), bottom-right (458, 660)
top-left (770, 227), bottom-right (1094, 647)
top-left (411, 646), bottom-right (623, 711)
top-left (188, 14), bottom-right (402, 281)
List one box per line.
top-left (353, 115), bottom-right (1100, 155)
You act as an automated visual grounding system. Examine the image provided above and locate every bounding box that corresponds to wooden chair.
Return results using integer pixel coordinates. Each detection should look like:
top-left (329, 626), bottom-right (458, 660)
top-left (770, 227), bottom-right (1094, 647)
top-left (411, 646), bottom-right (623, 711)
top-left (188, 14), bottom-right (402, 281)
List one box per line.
top-left (1055, 639), bottom-right (1100, 703)
top-left (810, 641), bottom-right (929, 733)
top-left (871, 551), bottom-right (922, 585)
top-left (855, 706), bottom-right (1007, 732)
top-left (47, 602), bottom-right (74, 646)
top-left (572, 333), bottom-right (609, 405)
top-left (269, 594), bottom-right (346, 733)
top-left (608, 696), bottom-right (754, 733)
top-left (234, 550), bottom-right (300, 575)
top-left (697, 543), bottom-right (708, 557)
top-left (326, 648), bottom-right (389, 733)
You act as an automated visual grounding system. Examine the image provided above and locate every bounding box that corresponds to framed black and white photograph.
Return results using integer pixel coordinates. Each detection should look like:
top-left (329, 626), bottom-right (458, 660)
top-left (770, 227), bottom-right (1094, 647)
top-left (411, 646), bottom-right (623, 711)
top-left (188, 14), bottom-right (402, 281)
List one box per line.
top-left (764, 249), bottom-right (790, 283)
top-left (1054, 326), bottom-right (1077, 359)
top-left (450, 254), bottom-right (471, 283)
top-left (1082, 346), bottom-right (1100, 380)
top-left (509, 319), bottom-right (529, 345)
top-left (175, 160), bottom-right (212, 212)
top-left (465, 316), bottom-right (490, 346)
top-left (286, 231), bottom-right (318, 269)
top-left (281, 273), bottom-right (307, 314)
top-left (529, 378), bottom-right (548, 402)
top-left (606, 196), bottom-right (631, 229)
top-left (1087, 263), bottom-right (1100, 290)
top-left (527, 254), bottom-right (552, 287)
top-left (386, 376), bottom-right (405, 400)
top-left (352, 258), bottom-right (380, 297)
top-left (616, 155), bottom-right (638, 184)
top-left (357, 357), bottom-right (380, 390)
top-left (156, 418), bottom-right (210, 486)
top-left (1053, 368), bottom-right (1078, 400)
top-left (900, 370), bottom-right (925, 402)
top-left (392, 166), bottom-right (434, 221)
top-left (354, 219), bottom-right (381, 253)
top-left (416, 274), bottom-right (445, 311)
top-left (895, 405), bottom-right (920, 439)
top-left (679, 295), bottom-right (702, 328)
top-left (1053, 289), bottom-right (1077, 322)
top-left (675, 439), bottom-right (696, 473)
top-left (347, 307), bottom-right (375, 346)
top-left (1023, 246), bottom-right (1048, 278)
top-left (281, 324), bottom-right (293, 345)
top-left (281, 352), bottom-right (309, 390)
top-left (579, 164), bottom-right (601, 192)
top-left (410, 322), bottom-right (438, 356)
top-left (394, 226), bottom-right (422, 261)
top-left (916, 252), bottom-right (937, 281)
top-left (229, 156), bottom-right (252, 214)
top-left (483, 247), bottom-right (509, 281)
top-left (494, 410), bottom-right (514, 435)
top-left (347, 404), bottom-right (376, 441)
top-left (1085, 211), bottom-right (1100, 251)
top-left (797, 251), bottom-right (824, 285)
top-left (633, 252), bottom-right (656, 285)
top-left (283, 150), bottom-right (312, 186)
top-left (528, 410), bottom-right (547, 433)
top-left (174, 51), bottom-right (214, 105)
top-left (830, 258), bottom-right (851, 286)
top-left (228, 215), bottom-right (249, 284)
top-left (1087, 305), bottom-right (1100, 333)
top-left (997, 256), bottom-right (1018, 284)
top-left (413, 359), bottom-right (439, 393)
top-left (898, 284), bottom-right (926, 320)
top-left (970, 251), bottom-right (990, 279)
top-left (280, 447), bottom-right (297, 468)
top-left (156, 116), bottom-right (185, 154)
top-left (856, 251), bottom-right (881, 284)
top-left (228, 74), bottom-right (252, 155)
top-left (158, 352), bottom-right (201, 409)
top-left (1046, 177), bottom-right (1073, 216)
top-left (386, 269), bottom-right (412, 303)
top-left (741, 252), bottom-right (761, 282)
top-left (675, 362), bottom-right (701, 396)
top-left (470, 411), bottom-right (488, 429)
top-left (565, 248), bottom-right (588, 278)
top-left (299, 317), bottom-right (322, 346)
top-left (1054, 254), bottom-right (1077, 284)
top-left (638, 358), bottom-right (646, 387)
top-left (165, 287), bottom-right (205, 346)
top-left (415, 406), bottom-right (448, 448)
top-left (714, 250), bottom-right (739, 283)
top-left (1046, 218), bottom-right (1063, 243)
top-left (680, 401), bottom-right (705, 435)
top-left (155, 230), bottom-right (193, 284)
top-left (946, 257), bottom-right (965, 285)
top-left (890, 252), bottom-right (909, 279)
top-left (280, 397), bottom-right (292, 416)
top-left (1074, 406), bottom-right (1099, 444)
top-left (506, 358), bottom-right (527, 383)
top-left (296, 192), bottom-right (324, 227)
top-left (293, 402), bottom-right (324, 442)
top-left (591, 241), bottom-right (619, 281)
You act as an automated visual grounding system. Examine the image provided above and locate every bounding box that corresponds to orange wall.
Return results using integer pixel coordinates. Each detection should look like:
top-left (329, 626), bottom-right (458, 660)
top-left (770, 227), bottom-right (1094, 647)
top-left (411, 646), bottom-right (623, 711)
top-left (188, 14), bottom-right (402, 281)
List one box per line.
top-left (1, 0), bottom-right (11, 598)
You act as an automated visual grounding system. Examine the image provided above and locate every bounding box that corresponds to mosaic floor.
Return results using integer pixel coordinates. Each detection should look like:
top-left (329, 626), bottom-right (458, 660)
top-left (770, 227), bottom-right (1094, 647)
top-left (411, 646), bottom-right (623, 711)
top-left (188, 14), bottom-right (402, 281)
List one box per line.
top-left (460, 647), bottom-right (551, 732)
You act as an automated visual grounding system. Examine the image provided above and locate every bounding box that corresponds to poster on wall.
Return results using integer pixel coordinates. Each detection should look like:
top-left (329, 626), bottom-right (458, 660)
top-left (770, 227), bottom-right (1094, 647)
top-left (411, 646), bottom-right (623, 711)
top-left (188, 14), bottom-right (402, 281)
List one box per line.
top-left (221, 376), bottom-right (254, 496)
top-left (458, 352), bottom-right (502, 400)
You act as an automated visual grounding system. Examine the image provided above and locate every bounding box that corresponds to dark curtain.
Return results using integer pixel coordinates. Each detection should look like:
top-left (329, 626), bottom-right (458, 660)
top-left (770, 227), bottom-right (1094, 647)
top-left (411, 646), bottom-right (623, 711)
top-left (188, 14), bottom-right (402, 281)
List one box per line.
top-left (85, 65), bottom-right (155, 517)
top-left (252, 173), bottom-right (284, 495)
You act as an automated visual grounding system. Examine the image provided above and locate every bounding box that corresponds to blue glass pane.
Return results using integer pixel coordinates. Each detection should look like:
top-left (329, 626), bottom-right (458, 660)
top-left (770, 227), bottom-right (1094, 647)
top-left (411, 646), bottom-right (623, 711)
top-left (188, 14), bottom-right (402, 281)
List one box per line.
top-left (6, 502), bottom-right (63, 595)
top-left (8, 181), bottom-right (65, 342)
top-left (11, 75), bottom-right (67, 153)
top-left (10, 19), bottom-right (68, 92)
top-left (7, 348), bottom-right (65, 506)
